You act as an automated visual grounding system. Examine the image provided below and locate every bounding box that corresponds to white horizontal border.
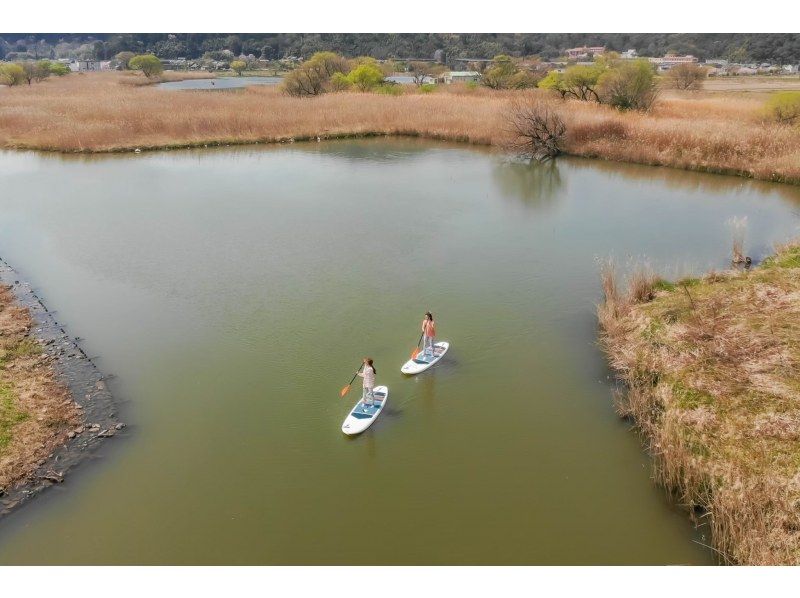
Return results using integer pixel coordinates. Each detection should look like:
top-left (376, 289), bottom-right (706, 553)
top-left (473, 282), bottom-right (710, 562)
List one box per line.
top-left (3, 566), bottom-right (800, 598)
top-left (0, 1), bottom-right (794, 34)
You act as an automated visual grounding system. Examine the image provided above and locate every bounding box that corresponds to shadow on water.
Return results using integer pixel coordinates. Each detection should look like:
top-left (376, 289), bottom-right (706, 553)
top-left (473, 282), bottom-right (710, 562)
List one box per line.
top-left (492, 158), bottom-right (565, 211)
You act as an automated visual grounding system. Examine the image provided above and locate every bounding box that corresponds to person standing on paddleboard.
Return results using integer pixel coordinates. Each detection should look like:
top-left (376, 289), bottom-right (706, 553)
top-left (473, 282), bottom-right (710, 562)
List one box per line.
top-left (357, 358), bottom-right (377, 409)
top-left (422, 312), bottom-right (436, 358)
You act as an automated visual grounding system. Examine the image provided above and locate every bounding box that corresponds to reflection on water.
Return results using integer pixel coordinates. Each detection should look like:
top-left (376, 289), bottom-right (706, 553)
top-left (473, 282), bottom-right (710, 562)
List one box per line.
top-left (566, 155), bottom-right (800, 205)
top-left (493, 159), bottom-right (564, 210)
top-left (156, 76), bottom-right (282, 91)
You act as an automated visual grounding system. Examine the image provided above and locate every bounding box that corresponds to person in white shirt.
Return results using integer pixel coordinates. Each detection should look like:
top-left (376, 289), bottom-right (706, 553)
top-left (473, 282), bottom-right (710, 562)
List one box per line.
top-left (357, 357), bottom-right (377, 409)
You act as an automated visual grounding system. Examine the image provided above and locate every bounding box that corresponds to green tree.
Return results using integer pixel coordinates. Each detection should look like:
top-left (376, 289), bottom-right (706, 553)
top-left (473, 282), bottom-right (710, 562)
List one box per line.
top-left (282, 52), bottom-right (350, 96)
top-left (346, 63), bottom-right (385, 91)
top-left (0, 62), bottom-right (26, 86)
top-left (48, 62), bottom-right (70, 76)
top-left (115, 51), bottom-right (135, 69)
top-left (539, 64), bottom-right (604, 101)
top-left (598, 60), bottom-right (658, 110)
top-left (481, 55), bottom-right (518, 89)
top-left (330, 71), bottom-right (352, 91)
top-left (33, 60), bottom-right (53, 82)
top-left (765, 92), bottom-right (800, 125)
top-left (129, 54), bottom-right (163, 78)
top-left (230, 60), bottom-right (247, 75)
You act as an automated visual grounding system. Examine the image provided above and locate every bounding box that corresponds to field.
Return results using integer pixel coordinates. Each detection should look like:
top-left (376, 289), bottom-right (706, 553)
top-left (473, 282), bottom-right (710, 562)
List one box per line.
top-left (0, 72), bottom-right (799, 183)
top-left (598, 243), bottom-right (800, 564)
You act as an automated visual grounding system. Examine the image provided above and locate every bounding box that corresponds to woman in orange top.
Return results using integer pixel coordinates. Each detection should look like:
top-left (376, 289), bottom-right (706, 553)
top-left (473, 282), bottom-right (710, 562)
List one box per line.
top-left (421, 312), bottom-right (436, 358)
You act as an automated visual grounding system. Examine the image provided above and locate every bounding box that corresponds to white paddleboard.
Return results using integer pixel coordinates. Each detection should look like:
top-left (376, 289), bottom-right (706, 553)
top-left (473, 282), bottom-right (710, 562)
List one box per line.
top-left (401, 341), bottom-right (449, 375)
top-left (341, 385), bottom-right (388, 435)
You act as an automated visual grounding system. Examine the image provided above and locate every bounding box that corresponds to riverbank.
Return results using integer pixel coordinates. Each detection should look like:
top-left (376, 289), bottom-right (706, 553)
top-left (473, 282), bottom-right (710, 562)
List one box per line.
top-left (117, 70), bottom-right (216, 86)
top-left (1, 72), bottom-right (798, 184)
top-left (0, 258), bottom-right (120, 517)
top-left (598, 242), bottom-right (800, 564)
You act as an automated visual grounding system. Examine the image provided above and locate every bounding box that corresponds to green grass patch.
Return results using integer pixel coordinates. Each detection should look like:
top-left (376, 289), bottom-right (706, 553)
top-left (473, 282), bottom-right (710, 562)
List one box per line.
top-left (673, 382), bottom-right (715, 410)
top-left (676, 277), bottom-right (701, 287)
top-left (653, 278), bottom-right (676, 292)
top-left (419, 83), bottom-right (436, 94)
top-left (375, 84), bottom-right (403, 96)
top-left (0, 384), bottom-right (29, 450)
top-left (762, 246), bottom-right (800, 270)
top-left (7, 337), bottom-right (41, 360)
top-left (642, 317), bottom-right (666, 340)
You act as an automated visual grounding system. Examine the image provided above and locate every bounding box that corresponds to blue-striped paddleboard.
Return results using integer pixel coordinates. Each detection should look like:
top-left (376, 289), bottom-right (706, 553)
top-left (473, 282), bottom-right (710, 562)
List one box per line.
top-left (341, 386), bottom-right (388, 435)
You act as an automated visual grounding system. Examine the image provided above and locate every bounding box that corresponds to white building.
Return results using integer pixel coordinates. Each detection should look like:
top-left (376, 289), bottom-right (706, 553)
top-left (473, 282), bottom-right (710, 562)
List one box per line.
top-left (443, 71), bottom-right (480, 84)
top-left (649, 54), bottom-right (699, 71)
top-left (69, 59), bottom-right (111, 72)
top-left (621, 49), bottom-right (638, 59)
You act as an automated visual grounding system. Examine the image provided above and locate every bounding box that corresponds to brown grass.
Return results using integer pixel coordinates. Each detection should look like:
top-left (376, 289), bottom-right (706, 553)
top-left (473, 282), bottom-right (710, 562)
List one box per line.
top-left (0, 285), bottom-right (79, 492)
top-left (598, 242), bottom-right (800, 564)
top-left (0, 72), bottom-right (799, 183)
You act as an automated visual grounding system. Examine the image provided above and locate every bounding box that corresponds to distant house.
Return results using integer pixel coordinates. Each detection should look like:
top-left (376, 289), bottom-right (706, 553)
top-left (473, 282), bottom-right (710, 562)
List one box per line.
top-left (69, 60), bottom-right (111, 72)
top-left (649, 54), bottom-right (699, 71)
top-left (443, 71), bottom-right (481, 84)
top-left (620, 49), bottom-right (638, 59)
top-left (565, 46), bottom-right (605, 59)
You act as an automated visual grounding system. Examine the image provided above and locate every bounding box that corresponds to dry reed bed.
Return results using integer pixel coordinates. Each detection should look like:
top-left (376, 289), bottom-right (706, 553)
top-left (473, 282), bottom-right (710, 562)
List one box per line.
top-left (0, 285), bottom-right (79, 492)
top-left (598, 244), bottom-right (800, 564)
top-left (0, 73), bottom-right (799, 183)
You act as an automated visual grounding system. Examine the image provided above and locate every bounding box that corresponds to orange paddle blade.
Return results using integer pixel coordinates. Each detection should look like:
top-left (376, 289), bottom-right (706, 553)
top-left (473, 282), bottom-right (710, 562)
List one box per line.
top-left (339, 384), bottom-right (351, 397)
top-left (411, 348), bottom-right (420, 359)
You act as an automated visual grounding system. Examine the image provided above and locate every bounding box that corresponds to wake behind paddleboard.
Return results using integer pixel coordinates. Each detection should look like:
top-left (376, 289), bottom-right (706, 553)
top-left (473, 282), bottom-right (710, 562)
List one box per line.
top-left (401, 341), bottom-right (449, 375)
top-left (341, 385), bottom-right (388, 435)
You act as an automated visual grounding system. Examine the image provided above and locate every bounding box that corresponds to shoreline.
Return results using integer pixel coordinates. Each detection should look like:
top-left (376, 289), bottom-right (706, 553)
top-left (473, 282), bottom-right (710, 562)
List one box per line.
top-left (3, 132), bottom-right (798, 188)
top-left (597, 243), bottom-right (800, 564)
top-left (2, 73), bottom-right (798, 186)
top-left (0, 257), bottom-right (121, 518)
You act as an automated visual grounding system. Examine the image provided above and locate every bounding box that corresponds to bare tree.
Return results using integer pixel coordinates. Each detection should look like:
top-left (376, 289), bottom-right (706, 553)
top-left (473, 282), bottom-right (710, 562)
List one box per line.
top-left (667, 63), bottom-right (707, 91)
top-left (505, 98), bottom-right (567, 161)
top-left (409, 61), bottom-right (432, 86)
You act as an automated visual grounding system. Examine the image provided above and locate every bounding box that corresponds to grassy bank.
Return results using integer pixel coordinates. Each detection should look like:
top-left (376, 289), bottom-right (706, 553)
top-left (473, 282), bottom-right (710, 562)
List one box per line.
top-left (0, 284), bottom-right (79, 493)
top-left (598, 243), bottom-right (800, 564)
top-left (0, 73), bottom-right (798, 183)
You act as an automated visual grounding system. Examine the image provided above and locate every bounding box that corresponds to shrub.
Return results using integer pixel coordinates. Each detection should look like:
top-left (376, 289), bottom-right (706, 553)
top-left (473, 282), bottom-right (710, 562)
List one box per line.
top-left (599, 60), bottom-right (658, 111)
top-left (0, 62), bottom-right (26, 86)
top-left (129, 54), bottom-right (163, 78)
top-left (48, 62), bottom-right (70, 76)
top-left (667, 63), bottom-right (707, 91)
top-left (282, 52), bottom-right (350, 96)
top-left (346, 63), bottom-right (385, 92)
top-left (419, 83), bottom-right (436, 94)
top-left (375, 83), bottom-right (403, 95)
top-left (765, 92), bottom-right (800, 125)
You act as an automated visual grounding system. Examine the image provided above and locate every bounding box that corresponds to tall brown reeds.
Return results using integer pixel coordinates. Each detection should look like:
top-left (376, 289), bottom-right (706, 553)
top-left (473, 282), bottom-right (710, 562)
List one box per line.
top-left (1, 73), bottom-right (799, 184)
top-left (598, 242), bottom-right (800, 564)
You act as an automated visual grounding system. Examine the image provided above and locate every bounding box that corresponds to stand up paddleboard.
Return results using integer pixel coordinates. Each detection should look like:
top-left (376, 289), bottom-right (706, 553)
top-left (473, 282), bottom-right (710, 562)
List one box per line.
top-left (401, 341), bottom-right (449, 375)
top-left (341, 386), bottom-right (388, 435)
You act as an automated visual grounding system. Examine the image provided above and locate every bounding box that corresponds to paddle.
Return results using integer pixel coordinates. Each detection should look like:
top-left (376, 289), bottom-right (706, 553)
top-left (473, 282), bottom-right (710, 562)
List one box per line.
top-left (340, 363), bottom-right (364, 397)
top-left (411, 331), bottom-right (424, 359)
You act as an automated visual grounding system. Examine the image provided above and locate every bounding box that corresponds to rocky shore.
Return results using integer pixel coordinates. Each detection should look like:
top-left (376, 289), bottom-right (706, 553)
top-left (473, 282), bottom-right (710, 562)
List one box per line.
top-left (0, 257), bottom-right (121, 518)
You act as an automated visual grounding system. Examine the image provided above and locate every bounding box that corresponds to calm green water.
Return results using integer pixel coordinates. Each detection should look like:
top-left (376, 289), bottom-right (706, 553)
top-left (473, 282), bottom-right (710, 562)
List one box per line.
top-left (0, 140), bottom-right (798, 565)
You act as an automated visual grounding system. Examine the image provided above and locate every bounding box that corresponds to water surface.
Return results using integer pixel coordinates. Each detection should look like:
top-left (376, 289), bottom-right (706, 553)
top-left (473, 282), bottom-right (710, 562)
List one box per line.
top-left (0, 140), bottom-right (798, 564)
top-left (157, 76), bottom-right (282, 90)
